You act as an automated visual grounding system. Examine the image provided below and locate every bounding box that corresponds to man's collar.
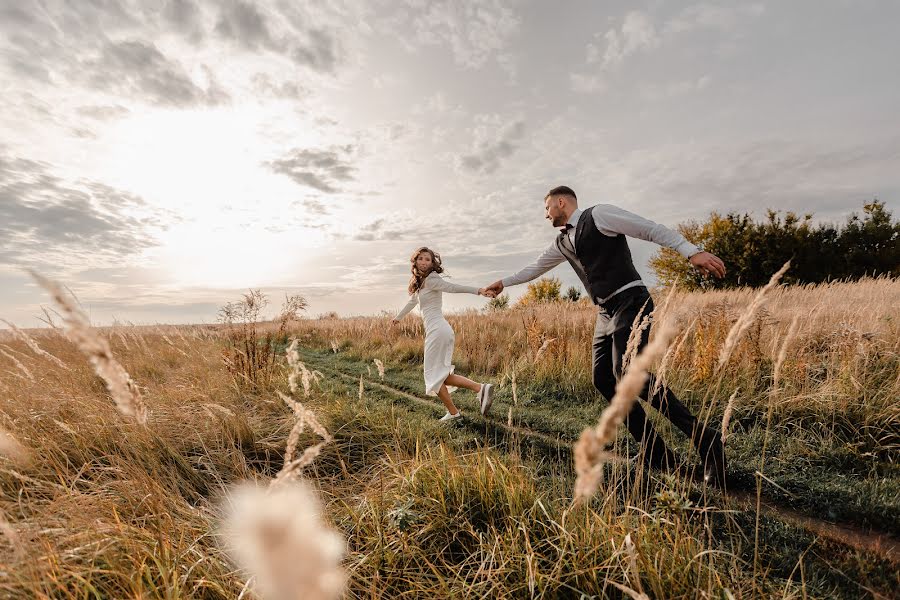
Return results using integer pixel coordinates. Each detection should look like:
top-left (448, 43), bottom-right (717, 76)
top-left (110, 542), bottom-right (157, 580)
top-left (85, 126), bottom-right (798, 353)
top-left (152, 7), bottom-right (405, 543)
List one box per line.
top-left (561, 208), bottom-right (582, 232)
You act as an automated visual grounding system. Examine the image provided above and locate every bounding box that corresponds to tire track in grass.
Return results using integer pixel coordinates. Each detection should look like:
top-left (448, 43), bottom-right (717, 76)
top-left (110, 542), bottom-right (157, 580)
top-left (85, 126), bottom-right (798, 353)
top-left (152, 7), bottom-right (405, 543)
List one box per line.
top-left (303, 349), bottom-right (900, 565)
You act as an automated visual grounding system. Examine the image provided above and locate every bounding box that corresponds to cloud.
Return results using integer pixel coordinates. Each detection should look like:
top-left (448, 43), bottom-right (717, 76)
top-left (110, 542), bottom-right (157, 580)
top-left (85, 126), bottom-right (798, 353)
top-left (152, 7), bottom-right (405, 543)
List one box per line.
top-left (301, 199), bottom-right (329, 216)
top-left (612, 137), bottom-right (900, 220)
top-left (570, 73), bottom-right (607, 94)
top-left (162, 0), bottom-right (204, 41)
top-left (594, 10), bottom-right (660, 69)
top-left (75, 104), bottom-right (132, 120)
top-left (215, 0), bottom-right (278, 51)
top-left (83, 40), bottom-right (229, 108)
top-left (266, 145), bottom-right (356, 193)
top-left (572, 4), bottom-right (764, 93)
top-left (398, 0), bottom-right (520, 69)
top-left (663, 3), bottom-right (766, 35)
top-left (352, 218), bottom-right (408, 241)
top-left (0, 151), bottom-right (172, 270)
top-left (457, 119), bottom-right (526, 175)
top-left (215, 1), bottom-right (344, 73)
top-left (251, 73), bottom-right (307, 100)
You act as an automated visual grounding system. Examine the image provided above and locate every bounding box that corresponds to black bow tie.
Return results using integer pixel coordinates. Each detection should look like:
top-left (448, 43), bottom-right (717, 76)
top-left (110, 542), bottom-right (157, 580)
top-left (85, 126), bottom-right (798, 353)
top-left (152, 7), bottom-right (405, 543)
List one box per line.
top-left (561, 224), bottom-right (574, 233)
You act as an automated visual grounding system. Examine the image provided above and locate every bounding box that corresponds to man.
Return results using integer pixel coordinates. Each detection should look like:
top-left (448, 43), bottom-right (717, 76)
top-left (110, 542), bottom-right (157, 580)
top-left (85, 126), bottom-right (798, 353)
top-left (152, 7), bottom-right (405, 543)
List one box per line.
top-left (482, 186), bottom-right (727, 487)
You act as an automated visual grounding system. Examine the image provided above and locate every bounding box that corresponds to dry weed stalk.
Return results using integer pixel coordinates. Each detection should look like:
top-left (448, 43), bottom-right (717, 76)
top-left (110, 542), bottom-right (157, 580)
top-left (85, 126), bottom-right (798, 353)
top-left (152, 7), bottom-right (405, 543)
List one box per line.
top-left (358, 375), bottom-right (364, 400)
top-left (717, 261), bottom-right (790, 370)
top-left (1, 319), bottom-right (69, 369)
top-left (574, 317), bottom-right (679, 501)
top-left (29, 271), bottom-right (148, 424)
top-left (373, 358), bottom-right (385, 380)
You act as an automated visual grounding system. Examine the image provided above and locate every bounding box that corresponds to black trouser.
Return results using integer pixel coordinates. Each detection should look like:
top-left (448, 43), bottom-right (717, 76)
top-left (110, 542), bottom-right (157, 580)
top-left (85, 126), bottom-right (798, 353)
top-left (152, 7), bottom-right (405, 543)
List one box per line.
top-left (591, 286), bottom-right (714, 469)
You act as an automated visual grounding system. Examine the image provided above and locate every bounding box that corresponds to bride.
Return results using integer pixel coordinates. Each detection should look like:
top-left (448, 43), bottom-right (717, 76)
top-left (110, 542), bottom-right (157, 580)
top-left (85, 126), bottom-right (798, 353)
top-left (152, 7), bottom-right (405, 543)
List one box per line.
top-left (391, 246), bottom-right (495, 421)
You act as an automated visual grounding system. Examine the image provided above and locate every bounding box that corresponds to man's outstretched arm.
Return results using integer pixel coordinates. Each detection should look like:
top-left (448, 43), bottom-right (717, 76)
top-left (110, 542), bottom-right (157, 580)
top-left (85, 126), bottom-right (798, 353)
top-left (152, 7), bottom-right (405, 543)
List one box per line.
top-left (593, 204), bottom-right (726, 278)
top-left (483, 243), bottom-right (566, 297)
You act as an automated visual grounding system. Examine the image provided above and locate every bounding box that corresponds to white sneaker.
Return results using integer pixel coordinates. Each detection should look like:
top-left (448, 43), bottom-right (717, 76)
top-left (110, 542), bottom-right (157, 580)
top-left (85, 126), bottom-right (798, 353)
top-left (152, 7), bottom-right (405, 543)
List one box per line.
top-left (439, 411), bottom-right (462, 422)
top-left (479, 383), bottom-right (495, 416)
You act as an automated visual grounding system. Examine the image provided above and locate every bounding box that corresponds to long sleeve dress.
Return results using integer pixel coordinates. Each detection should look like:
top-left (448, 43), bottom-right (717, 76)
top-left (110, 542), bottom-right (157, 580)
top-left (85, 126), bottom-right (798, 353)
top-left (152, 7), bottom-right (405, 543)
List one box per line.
top-left (394, 272), bottom-right (479, 396)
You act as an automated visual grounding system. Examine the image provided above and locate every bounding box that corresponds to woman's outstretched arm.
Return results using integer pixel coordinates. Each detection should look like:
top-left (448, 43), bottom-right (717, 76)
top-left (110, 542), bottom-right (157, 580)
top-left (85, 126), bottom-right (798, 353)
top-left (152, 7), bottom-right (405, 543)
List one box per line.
top-left (393, 293), bottom-right (418, 321)
top-left (422, 272), bottom-right (480, 294)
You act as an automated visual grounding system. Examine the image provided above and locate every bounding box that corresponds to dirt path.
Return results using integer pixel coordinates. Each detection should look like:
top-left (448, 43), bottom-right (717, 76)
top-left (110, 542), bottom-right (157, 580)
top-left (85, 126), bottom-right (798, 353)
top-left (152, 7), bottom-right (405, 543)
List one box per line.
top-left (307, 354), bottom-right (900, 565)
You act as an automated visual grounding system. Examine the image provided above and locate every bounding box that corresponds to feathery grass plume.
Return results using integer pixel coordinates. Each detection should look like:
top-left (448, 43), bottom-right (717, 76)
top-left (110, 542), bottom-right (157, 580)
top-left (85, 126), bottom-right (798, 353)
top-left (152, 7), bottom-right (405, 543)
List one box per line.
top-left (0, 507), bottom-right (21, 556)
top-left (276, 391), bottom-right (332, 476)
top-left (29, 270), bottom-right (148, 424)
top-left (114, 328), bottom-right (130, 350)
top-left (721, 388), bottom-right (740, 445)
top-left (574, 317), bottom-right (679, 501)
top-left (622, 297), bottom-right (652, 372)
top-left (222, 481), bottom-right (345, 600)
top-left (534, 337), bottom-right (556, 363)
top-left (155, 327), bottom-right (190, 357)
top-left (203, 403), bottom-right (235, 418)
top-left (373, 358), bottom-right (385, 380)
top-left (0, 346), bottom-right (35, 381)
top-left (286, 339), bottom-right (312, 396)
top-left (0, 428), bottom-right (30, 465)
top-left (717, 261), bottom-right (790, 370)
top-left (1, 319), bottom-right (69, 369)
top-left (622, 533), bottom-right (648, 599)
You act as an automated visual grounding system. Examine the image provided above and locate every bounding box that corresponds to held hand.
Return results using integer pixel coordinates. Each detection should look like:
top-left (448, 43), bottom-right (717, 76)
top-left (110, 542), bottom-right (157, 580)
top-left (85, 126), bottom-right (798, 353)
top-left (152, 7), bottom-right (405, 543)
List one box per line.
top-left (689, 252), bottom-right (726, 278)
top-left (482, 280), bottom-right (504, 298)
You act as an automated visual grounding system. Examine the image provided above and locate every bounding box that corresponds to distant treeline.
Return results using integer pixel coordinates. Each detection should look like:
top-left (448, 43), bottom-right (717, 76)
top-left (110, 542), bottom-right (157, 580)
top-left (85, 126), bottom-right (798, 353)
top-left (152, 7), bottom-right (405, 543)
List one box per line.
top-left (650, 200), bottom-right (899, 289)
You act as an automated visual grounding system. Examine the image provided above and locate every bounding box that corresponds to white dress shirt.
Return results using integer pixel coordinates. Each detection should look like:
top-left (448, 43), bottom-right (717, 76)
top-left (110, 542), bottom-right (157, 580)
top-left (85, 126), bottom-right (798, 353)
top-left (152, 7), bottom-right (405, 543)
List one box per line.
top-left (501, 204), bottom-right (700, 303)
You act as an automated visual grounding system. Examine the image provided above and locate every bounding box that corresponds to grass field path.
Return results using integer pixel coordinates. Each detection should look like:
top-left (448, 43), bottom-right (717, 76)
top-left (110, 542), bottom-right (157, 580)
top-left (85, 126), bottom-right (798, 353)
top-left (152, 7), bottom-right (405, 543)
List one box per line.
top-left (300, 348), bottom-right (900, 566)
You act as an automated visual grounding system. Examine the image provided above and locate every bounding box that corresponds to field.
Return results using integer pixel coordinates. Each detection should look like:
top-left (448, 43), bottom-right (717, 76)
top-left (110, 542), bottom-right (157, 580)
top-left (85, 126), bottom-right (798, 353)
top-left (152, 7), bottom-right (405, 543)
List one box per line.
top-left (0, 277), bottom-right (898, 598)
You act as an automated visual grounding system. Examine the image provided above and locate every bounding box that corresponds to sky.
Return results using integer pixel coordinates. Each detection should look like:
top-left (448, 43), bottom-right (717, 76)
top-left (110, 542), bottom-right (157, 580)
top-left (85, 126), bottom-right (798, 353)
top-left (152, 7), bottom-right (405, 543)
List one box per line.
top-left (2, 0), bottom-right (899, 326)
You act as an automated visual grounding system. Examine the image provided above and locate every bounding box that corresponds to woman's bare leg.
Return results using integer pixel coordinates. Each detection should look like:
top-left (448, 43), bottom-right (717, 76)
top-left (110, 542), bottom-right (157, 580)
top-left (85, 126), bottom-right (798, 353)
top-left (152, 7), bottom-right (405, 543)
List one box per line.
top-left (444, 373), bottom-right (482, 393)
top-left (437, 384), bottom-right (460, 415)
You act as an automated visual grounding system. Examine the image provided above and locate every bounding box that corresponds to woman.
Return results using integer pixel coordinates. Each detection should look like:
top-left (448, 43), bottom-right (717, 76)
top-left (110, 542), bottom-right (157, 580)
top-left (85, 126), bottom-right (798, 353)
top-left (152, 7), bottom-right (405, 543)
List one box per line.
top-left (391, 247), bottom-right (495, 421)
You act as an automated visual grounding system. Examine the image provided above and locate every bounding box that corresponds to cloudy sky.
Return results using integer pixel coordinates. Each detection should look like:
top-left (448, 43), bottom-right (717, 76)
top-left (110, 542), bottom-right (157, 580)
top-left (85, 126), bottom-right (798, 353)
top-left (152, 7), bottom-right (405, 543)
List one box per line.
top-left (2, 0), bottom-right (898, 326)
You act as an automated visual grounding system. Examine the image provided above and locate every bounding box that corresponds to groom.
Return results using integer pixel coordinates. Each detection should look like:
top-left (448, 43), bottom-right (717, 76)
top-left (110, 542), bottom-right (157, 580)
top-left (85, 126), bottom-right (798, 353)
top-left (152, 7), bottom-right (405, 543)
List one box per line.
top-left (482, 186), bottom-right (727, 487)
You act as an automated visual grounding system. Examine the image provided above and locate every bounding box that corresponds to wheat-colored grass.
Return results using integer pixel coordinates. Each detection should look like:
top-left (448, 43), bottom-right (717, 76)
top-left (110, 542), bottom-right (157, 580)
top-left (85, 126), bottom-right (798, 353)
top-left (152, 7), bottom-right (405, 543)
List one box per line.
top-left (29, 271), bottom-right (148, 424)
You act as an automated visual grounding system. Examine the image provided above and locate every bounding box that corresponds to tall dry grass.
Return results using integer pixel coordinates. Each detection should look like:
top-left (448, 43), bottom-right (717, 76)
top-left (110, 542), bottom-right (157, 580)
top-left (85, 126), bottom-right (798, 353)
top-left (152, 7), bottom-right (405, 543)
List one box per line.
top-left (0, 276), bottom-right (896, 598)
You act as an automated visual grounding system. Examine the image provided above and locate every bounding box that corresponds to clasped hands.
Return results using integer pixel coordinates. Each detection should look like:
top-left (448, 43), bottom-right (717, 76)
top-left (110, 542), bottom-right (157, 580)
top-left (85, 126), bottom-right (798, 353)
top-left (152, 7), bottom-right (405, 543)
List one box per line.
top-left (477, 280), bottom-right (504, 298)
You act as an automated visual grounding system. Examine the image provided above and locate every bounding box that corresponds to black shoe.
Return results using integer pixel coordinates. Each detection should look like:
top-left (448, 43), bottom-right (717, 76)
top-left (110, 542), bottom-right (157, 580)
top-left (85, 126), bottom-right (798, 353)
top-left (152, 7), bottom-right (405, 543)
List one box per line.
top-left (700, 433), bottom-right (727, 490)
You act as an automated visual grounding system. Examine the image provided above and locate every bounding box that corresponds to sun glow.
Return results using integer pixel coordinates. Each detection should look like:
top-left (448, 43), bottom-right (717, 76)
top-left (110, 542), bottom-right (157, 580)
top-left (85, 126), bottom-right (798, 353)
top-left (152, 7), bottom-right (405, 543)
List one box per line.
top-left (92, 105), bottom-right (334, 288)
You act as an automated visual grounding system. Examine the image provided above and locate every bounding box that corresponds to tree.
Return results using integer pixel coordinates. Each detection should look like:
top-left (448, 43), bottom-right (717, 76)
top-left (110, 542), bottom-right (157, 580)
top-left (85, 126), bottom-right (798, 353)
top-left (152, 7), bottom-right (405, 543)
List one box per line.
top-left (649, 200), bottom-right (899, 290)
top-left (517, 277), bottom-right (562, 306)
top-left (486, 293), bottom-right (510, 311)
top-left (564, 286), bottom-right (582, 302)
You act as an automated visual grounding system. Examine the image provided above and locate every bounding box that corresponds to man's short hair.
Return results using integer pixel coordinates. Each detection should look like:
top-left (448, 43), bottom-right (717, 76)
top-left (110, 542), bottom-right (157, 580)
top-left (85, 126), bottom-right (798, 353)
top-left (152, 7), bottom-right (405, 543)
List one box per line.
top-left (546, 185), bottom-right (577, 201)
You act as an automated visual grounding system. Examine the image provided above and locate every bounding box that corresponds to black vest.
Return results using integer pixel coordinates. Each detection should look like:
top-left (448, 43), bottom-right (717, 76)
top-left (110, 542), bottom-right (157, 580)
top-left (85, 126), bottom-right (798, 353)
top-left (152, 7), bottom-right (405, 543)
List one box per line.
top-left (555, 208), bottom-right (643, 304)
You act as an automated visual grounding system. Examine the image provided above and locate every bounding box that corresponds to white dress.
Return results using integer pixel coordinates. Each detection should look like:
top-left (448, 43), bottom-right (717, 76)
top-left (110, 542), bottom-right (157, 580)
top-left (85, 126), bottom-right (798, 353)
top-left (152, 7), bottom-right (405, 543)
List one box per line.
top-left (394, 272), bottom-right (479, 396)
